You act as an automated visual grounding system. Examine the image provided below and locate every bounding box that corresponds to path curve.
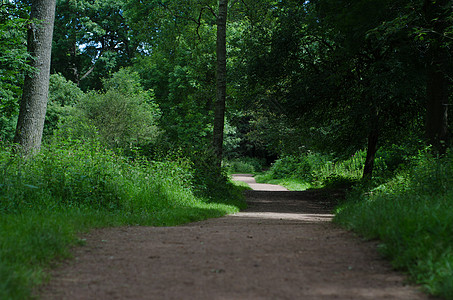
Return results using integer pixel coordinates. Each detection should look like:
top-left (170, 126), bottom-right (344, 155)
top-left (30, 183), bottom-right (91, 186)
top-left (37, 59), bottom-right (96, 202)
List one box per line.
top-left (39, 175), bottom-right (433, 300)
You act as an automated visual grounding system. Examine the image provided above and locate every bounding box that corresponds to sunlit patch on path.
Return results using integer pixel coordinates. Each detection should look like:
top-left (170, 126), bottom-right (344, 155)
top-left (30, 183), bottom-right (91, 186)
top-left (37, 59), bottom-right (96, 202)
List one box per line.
top-left (232, 174), bottom-right (288, 191)
top-left (232, 173), bottom-right (335, 223)
top-left (229, 212), bottom-right (334, 222)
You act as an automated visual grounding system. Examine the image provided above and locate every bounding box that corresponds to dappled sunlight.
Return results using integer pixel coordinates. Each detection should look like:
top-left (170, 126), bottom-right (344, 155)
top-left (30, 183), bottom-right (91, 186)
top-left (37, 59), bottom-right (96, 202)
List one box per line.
top-left (231, 174), bottom-right (337, 220)
top-left (232, 174), bottom-right (289, 191)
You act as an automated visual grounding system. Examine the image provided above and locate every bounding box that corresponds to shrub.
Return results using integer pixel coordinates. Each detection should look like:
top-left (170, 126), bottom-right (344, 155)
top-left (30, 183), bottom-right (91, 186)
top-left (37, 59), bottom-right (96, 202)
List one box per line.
top-left (223, 157), bottom-right (266, 174)
top-left (224, 158), bottom-right (255, 174)
top-left (270, 155), bottom-right (312, 180)
top-left (59, 69), bottom-right (161, 155)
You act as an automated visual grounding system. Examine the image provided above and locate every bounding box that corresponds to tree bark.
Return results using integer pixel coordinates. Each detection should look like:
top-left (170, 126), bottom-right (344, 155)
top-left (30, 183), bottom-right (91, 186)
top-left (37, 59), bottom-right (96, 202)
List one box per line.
top-left (363, 105), bottom-right (379, 179)
top-left (423, 0), bottom-right (450, 154)
top-left (363, 125), bottom-right (379, 179)
top-left (14, 0), bottom-right (57, 155)
top-left (426, 65), bottom-right (449, 153)
top-left (212, 0), bottom-right (228, 167)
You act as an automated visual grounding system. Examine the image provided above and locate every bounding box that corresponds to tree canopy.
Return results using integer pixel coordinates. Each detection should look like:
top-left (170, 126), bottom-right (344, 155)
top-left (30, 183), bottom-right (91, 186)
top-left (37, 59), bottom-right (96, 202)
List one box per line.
top-left (1, 0), bottom-right (452, 174)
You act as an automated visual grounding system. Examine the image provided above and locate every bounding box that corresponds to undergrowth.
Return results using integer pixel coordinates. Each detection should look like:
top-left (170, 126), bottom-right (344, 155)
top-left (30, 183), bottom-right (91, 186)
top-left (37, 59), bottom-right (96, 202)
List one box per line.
top-left (254, 147), bottom-right (453, 299)
top-left (223, 157), bottom-right (266, 174)
top-left (0, 138), bottom-right (245, 300)
top-left (335, 150), bottom-right (453, 299)
top-left (255, 151), bottom-right (364, 190)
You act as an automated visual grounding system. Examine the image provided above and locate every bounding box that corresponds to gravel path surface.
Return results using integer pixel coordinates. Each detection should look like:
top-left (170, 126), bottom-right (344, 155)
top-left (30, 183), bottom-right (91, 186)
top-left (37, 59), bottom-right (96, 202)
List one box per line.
top-left (39, 174), bottom-right (433, 300)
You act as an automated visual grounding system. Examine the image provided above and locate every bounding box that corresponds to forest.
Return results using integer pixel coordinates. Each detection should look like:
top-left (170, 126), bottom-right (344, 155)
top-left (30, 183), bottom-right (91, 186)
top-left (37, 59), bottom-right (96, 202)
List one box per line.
top-left (0, 0), bottom-right (452, 299)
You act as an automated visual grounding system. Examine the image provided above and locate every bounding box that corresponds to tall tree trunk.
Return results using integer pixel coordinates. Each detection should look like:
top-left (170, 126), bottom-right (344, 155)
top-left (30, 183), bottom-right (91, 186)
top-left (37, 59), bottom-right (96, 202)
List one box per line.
top-left (14, 0), bottom-right (57, 155)
top-left (423, 0), bottom-right (450, 154)
top-left (212, 0), bottom-right (228, 167)
top-left (426, 65), bottom-right (449, 154)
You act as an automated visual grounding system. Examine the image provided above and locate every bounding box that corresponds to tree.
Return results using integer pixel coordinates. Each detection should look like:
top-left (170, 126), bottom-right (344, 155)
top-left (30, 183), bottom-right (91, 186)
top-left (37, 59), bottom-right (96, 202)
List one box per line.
top-left (51, 0), bottom-right (134, 90)
top-left (240, 0), bottom-right (428, 177)
top-left (13, 0), bottom-right (57, 155)
top-left (212, 0), bottom-right (227, 166)
top-left (66, 69), bottom-right (161, 153)
top-left (0, 1), bottom-right (32, 141)
top-left (421, 0), bottom-right (452, 153)
top-left (125, 0), bottom-right (228, 154)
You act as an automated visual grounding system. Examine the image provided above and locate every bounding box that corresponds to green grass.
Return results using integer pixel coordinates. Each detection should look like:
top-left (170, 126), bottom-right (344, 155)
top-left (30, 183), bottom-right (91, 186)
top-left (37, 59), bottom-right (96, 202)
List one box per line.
top-left (334, 151), bottom-right (453, 299)
top-left (230, 178), bottom-right (253, 191)
top-left (255, 174), bottom-right (311, 191)
top-left (0, 139), bottom-right (245, 299)
top-left (257, 148), bottom-right (453, 299)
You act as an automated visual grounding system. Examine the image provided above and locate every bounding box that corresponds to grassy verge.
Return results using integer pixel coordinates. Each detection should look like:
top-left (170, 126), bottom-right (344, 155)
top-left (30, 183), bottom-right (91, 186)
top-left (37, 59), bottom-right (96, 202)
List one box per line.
top-left (0, 139), bottom-right (245, 299)
top-left (255, 148), bottom-right (453, 299)
top-left (230, 178), bottom-right (253, 191)
top-left (254, 174), bottom-right (312, 191)
top-left (334, 151), bottom-right (453, 299)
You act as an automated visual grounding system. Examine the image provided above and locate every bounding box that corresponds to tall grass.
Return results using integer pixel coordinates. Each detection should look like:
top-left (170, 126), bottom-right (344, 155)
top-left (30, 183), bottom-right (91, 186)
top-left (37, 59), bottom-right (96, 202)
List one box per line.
top-left (0, 138), bottom-right (245, 299)
top-left (335, 150), bottom-right (453, 299)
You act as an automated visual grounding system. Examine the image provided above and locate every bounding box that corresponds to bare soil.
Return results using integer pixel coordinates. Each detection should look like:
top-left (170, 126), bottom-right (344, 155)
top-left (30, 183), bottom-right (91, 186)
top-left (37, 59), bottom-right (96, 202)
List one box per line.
top-left (39, 174), bottom-right (434, 300)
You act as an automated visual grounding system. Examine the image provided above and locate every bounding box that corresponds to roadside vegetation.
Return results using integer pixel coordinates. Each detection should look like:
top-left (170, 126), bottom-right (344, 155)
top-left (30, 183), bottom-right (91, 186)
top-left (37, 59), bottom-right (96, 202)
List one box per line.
top-left (0, 70), bottom-right (245, 300)
top-left (250, 147), bottom-right (453, 299)
top-left (335, 150), bottom-right (453, 299)
top-left (0, 138), bottom-right (245, 300)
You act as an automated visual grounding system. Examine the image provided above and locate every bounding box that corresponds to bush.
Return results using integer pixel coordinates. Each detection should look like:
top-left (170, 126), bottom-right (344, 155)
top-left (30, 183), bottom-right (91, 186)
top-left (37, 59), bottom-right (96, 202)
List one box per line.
top-left (225, 160), bottom-right (255, 173)
top-left (44, 74), bottom-right (85, 137)
top-left (79, 89), bottom-right (160, 149)
top-left (59, 69), bottom-right (161, 155)
top-left (223, 157), bottom-right (265, 174)
top-left (270, 155), bottom-right (312, 180)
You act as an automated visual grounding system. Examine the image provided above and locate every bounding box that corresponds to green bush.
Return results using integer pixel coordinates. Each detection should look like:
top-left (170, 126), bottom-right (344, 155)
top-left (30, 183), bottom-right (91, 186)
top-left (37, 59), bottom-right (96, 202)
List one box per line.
top-left (270, 155), bottom-right (312, 180)
top-left (224, 158), bottom-right (256, 174)
top-left (256, 148), bottom-right (422, 190)
top-left (55, 69), bottom-right (161, 156)
top-left (79, 89), bottom-right (160, 149)
top-left (0, 115), bottom-right (17, 143)
top-left (223, 157), bottom-right (266, 174)
top-left (226, 160), bottom-right (255, 173)
top-left (43, 74), bottom-right (85, 137)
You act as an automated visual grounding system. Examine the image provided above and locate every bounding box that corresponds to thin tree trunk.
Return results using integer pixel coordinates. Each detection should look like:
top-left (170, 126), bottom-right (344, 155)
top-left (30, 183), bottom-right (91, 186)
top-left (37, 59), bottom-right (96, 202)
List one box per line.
top-left (363, 106), bottom-right (379, 179)
top-left (14, 0), bottom-right (57, 155)
top-left (363, 126), bottom-right (379, 179)
top-left (212, 0), bottom-right (227, 167)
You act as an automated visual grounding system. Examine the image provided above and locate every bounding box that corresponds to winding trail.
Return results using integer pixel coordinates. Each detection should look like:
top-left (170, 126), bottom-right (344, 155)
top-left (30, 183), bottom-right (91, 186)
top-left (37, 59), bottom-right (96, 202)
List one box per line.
top-left (39, 175), bottom-right (433, 299)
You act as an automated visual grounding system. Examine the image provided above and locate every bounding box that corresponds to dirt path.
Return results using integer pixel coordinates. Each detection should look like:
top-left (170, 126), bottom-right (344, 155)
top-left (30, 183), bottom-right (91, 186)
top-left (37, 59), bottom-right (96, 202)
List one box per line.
top-left (39, 175), bottom-right (433, 300)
